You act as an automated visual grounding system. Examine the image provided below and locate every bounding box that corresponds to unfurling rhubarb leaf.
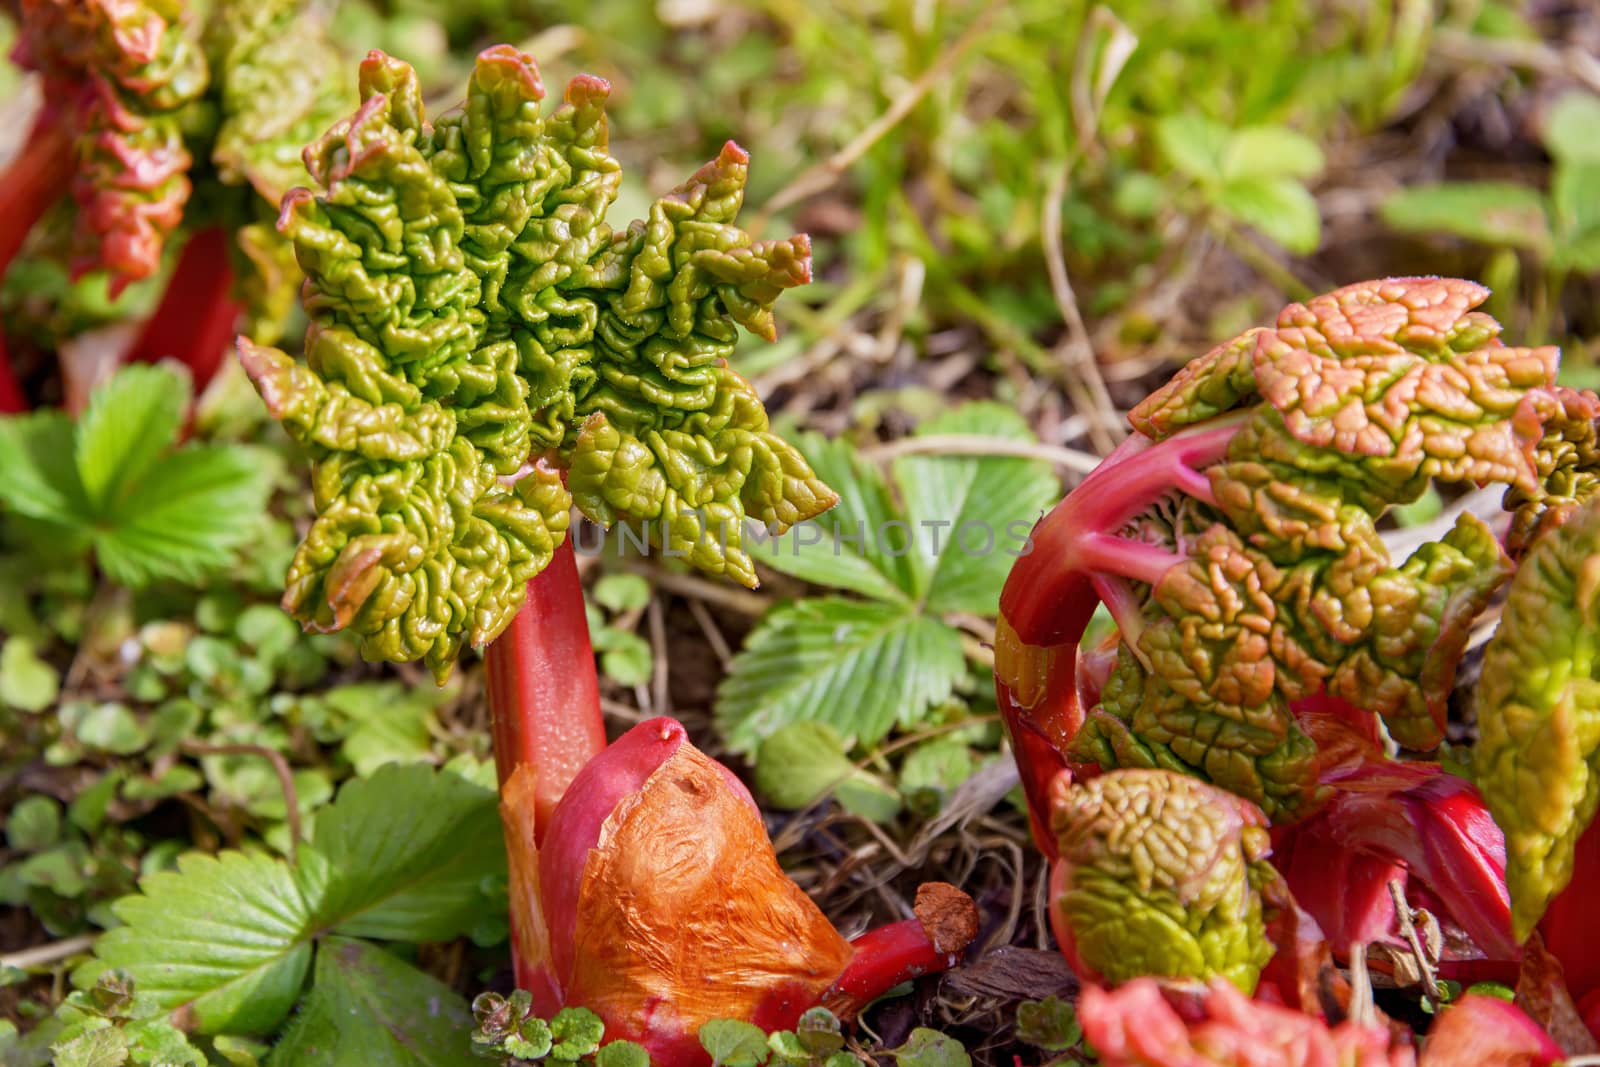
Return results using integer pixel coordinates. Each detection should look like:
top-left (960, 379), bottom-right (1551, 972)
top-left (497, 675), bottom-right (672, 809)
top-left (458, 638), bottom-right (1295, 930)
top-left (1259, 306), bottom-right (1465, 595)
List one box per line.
top-left (1078, 977), bottom-right (1415, 1067)
top-left (1477, 497), bottom-right (1600, 941)
top-left (995, 278), bottom-right (1588, 831)
top-left (502, 717), bottom-right (977, 1067)
top-left (1047, 769), bottom-right (1276, 992)
top-left (243, 47), bottom-right (833, 680)
top-left (7, 0), bottom-right (206, 290)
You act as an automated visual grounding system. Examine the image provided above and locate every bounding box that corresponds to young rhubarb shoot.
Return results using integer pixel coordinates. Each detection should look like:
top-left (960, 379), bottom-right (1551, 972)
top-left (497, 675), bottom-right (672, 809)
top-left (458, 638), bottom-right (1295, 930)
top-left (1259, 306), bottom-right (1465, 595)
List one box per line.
top-left (502, 717), bottom-right (977, 1067)
top-left (996, 278), bottom-right (1585, 834)
top-left (240, 44), bottom-right (836, 991)
top-left (125, 227), bottom-right (241, 394)
top-left (1047, 768), bottom-right (1277, 993)
top-left (6, 0), bottom-right (206, 292)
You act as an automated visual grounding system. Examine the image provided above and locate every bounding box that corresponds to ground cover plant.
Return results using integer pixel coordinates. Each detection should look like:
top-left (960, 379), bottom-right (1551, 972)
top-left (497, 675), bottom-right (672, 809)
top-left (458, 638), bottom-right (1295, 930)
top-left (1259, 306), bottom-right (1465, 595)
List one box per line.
top-left (6, 1), bottom-right (1600, 1066)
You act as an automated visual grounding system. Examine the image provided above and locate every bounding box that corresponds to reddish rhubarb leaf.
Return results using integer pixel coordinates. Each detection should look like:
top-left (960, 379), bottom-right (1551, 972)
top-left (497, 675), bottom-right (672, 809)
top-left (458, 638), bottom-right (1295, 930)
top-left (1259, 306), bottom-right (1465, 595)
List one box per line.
top-left (8, 0), bottom-right (206, 291)
top-left (1078, 977), bottom-right (1415, 1066)
top-left (996, 279), bottom-right (1575, 836)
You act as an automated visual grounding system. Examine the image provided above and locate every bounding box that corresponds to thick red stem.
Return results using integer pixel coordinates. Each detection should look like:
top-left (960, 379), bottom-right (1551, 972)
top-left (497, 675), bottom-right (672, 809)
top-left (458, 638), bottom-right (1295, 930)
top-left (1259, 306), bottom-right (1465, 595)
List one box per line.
top-left (998, 412), bottom-right (1246, 647)
top-left (485, 534), bottom-right (607, 992)
top-left (993, 413), bottom-right (1248, 847)
top-left (0, 120), bottom-right (74, 413)
top-left (0, 119), bottom-right (71, 281)
top-left (819, 919), bottom-right (962, 1019)
top-left (127, 227), bottom-right (239, 395)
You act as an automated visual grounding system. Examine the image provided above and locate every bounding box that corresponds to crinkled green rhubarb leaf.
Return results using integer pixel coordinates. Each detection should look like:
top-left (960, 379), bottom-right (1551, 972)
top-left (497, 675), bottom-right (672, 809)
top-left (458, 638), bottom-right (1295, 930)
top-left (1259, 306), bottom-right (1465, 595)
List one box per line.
top-left (1477, 498), bottom-right (1600, 940)
top-left (243, 47), bottom-right (832, 679)
top-left (1049, 769), bottom-right (1276, 992)
top-left (8, 0), bottom-right (206, 290)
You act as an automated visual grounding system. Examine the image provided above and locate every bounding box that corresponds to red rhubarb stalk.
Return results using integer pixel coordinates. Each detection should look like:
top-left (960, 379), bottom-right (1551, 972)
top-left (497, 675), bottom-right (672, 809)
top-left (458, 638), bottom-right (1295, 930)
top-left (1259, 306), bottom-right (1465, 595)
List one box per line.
top-left (0, 119), bottom-right (71, 280)
top-left (993, 415), bottom-right (1247, 851)
top-left (126, 227), bottom-right (241, 395)
top-left (820, 883), bottom-right (980, 1019)
top-left (485, 534), bottom-right (607, 842)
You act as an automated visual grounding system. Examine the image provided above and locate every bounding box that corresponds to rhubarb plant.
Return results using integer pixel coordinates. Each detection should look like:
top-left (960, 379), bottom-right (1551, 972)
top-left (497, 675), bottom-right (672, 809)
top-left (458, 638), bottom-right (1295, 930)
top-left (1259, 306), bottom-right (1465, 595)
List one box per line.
top-left (993, 277), bottom-right (1592, 837)
top-left (240, 45), bottom-right (832, 682)
top-left (0, 0), bottom-right (350, 406)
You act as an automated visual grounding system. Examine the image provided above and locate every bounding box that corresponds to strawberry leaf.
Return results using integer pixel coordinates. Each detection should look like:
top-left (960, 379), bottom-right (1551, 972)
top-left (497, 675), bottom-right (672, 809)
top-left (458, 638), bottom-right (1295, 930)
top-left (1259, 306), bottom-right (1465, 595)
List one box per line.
top-left (83, 851), bottom-right (313, 1035)
top-left (75, 364), bottom-right (187, 513)
top-left (268, 938), bottom-right (476, 1067)
top-left (93, 445), bottom-right (271, 587)
top-left (295, 761), bottom-right (504, 944)
top-left (716, 597), bottom-right (965, 755)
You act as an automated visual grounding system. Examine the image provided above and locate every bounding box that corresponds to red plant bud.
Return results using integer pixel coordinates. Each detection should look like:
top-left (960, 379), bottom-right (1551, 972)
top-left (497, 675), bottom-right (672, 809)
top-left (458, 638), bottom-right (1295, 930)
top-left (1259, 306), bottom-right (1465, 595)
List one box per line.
top-left (503, 718), bottom-right (978, 1067)
top-left (1420, 995), bottom-right (1563, 1067)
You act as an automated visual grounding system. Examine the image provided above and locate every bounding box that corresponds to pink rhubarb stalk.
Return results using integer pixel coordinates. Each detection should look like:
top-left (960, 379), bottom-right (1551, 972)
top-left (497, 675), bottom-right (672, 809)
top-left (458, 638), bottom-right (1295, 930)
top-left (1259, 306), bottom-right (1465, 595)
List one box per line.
top-left (484, 533), bottom-right (607, 844)
top-left (994, 415), bottom-right (1247, 852)
top-left (126, 227), bottom-right (241, 395)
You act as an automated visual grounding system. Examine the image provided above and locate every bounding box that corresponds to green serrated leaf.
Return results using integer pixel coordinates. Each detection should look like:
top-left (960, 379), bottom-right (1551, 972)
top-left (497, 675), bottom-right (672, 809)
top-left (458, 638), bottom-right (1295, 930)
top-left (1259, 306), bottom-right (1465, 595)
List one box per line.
top-left (754, 721), bottom-right (901, 821)
top-left (1220, 125), bottom-right (1324, 182)
top-left (699, 1019), bottom-right (770, 1067)
top-left (755, 435), bottom-right (914, 602)
top-left (94, 446), bottom-right (272, 588)
top-left (51, 1026), bottom-right (129, 1067)
top-left (1215, 176), bottom-right (1321, 254)
top-left (716, 598), bottom-right (965, 755)
top-left (85, 851), bottom-right (313, 1035)
top-left (75, 365), bottom-right (187, 513)
top-left (1156, 114), bottom-right (1231, 183)
top-left (295, 762), bottom-right (505, 943)
top-left (891, 403), bottom-right (1058, 614)
top-left (268, 938), bottom-right (476, 1067)
top-left (0, 411), bottom-right (90, 528)
top-left (1379, 182), bottom-right (1552, 252)
top-left (0, 637), bottom-right (59, 712)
